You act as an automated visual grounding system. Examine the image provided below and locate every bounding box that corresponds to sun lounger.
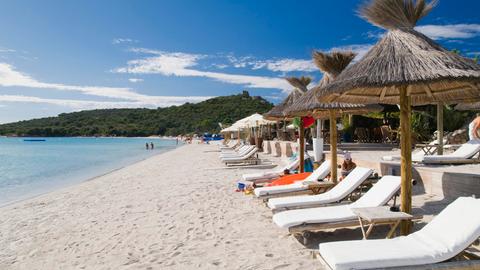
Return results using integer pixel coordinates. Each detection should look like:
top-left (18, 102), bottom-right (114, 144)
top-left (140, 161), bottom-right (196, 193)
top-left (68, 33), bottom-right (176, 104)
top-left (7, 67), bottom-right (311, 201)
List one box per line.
top-left (267, 167), bottom-right (373, 210)
top-left (241, 158), bottom-right (301, 184)
top-left (272, 176), bottom-right (401, 236)
top-left (253, 161), bottom-right (332, 199)
top-left (220, 145), bottom-right (254, 158)
top-left (422, 139), bottom-right (480, 164)
top-left (318, 196), bottom-right (480, 270)
top-left (220, 140), bottom-right (236, 149)
top-left (382, 137), bottom-right (449, 162)
top-left (222, 147), bottom-right (259, 165)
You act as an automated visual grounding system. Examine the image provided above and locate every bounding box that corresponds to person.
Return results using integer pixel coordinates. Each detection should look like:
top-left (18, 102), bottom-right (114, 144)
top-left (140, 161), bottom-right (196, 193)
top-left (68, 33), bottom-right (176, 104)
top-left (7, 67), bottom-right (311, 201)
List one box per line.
top-left (176, 137), bottom-right (179, 145)
top-left (469, 113), bottom-right (480, 140)
top-left (150, 142), bottom-right (154, 149)
top-left (340, 152), bottom-right (356, 181)
top-left (145, 143), bottom-right (149, 150)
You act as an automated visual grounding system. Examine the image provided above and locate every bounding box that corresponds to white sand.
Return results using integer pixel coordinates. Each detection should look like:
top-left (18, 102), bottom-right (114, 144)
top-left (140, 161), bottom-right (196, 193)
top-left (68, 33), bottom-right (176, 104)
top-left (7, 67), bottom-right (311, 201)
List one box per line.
top-left (0, 144), bottom-right (318, 269)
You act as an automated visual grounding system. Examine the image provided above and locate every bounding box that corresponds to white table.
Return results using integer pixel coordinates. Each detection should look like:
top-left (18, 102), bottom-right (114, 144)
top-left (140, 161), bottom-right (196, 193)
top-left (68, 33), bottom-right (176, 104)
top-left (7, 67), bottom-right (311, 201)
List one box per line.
top-left (352, 206), bottom-right (413, 239)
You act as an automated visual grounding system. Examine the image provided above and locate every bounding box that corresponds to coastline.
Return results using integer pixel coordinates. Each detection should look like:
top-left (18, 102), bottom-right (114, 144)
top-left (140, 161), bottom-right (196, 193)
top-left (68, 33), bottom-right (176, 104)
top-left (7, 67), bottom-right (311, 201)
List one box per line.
top-left (0, 143), bottom-right (318, 269)
top-left (0, 144), bottom-right (183, 209)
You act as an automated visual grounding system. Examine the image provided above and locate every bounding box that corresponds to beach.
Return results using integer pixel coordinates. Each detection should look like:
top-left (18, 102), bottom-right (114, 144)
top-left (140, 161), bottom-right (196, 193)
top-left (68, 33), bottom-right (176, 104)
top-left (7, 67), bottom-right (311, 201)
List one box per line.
top-left (0, 143), bottom-right (318, 269)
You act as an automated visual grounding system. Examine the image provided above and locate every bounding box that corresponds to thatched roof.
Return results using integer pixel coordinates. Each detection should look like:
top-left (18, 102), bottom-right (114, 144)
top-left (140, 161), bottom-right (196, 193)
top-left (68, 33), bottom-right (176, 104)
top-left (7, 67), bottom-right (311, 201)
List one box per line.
top-left (263, 76), bottom-right (310, 120)
top-left (285, 51), bottom-right (383, 118)
top-left (318, 0), bottom-right (480, 105)
top-left (455, 102), bottom-right (480, 111)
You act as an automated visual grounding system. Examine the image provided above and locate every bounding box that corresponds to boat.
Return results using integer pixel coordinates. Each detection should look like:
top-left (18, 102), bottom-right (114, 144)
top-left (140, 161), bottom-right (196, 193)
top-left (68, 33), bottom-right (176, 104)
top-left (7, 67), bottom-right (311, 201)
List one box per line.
top-left (23, 139), bottom-right (46, 142)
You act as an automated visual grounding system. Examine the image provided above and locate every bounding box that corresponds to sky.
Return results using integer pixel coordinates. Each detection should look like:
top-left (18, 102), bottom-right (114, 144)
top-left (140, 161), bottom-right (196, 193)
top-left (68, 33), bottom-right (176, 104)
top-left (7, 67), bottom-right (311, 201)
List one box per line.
top-left (0, 0), bottom-right (479, 123)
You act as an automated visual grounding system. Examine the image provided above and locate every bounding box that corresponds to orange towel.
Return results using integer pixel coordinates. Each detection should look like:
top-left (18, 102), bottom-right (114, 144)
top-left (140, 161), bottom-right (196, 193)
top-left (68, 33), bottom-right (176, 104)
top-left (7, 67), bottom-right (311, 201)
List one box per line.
top-left (265, 172), bottom-right (311, 186)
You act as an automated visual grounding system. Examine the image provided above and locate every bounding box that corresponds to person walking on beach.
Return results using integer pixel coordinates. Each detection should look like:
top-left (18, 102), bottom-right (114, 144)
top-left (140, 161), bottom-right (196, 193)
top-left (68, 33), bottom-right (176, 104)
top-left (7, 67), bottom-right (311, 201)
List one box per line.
top-left (150, 142), bottom-right (154, 149)
top-left (470, 113), bottom-right (480, 140)
top-left (145, 143), bottom-right (149, 150)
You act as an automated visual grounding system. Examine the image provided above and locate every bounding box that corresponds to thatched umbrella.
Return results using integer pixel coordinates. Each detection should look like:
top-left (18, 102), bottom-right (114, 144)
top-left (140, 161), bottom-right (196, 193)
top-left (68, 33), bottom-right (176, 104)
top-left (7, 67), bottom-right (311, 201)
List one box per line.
top-left (286, 51), bottom-right (383, 183)
top-left (265, 77), bottom-right (310, 172)
top-left (264, 76), bottom-right (310, 120)
top-left (455, 102), bottom-right (480, 111)
top-left (318, 0), bottom-right (480, 234)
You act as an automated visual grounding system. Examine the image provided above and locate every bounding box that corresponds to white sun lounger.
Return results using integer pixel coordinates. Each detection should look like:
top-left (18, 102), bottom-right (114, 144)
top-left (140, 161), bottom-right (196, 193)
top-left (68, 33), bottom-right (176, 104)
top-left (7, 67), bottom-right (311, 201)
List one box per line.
top-left (220, 140), bottom-right (236, 149)
top-left (222, 147), bottom-right (259, 165)
top-left (422, 139), bottom-right (480, 164)
top-left (272, 176), bottom-right (401, 233)
top-left (241, 158), bottom-right (301, 184)
top-left (318, 196), bottom-right (480, 270)
top-left (253, 161), bottom-right (332, 198)
top-left (220, 145), bottom-right (252, 157)
top-left (267, 167), bottom-right (373, 210)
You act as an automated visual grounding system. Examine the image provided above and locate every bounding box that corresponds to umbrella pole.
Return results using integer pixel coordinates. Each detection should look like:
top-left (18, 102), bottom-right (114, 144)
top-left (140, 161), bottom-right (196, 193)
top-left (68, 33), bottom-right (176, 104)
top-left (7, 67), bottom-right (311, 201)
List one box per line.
top-left (299, 121), bottom-right (305, 173)
top-left (329, 110), bottom-right (337, 184)
top-left (400, 88), bottom-right (413, 235)
top-left (437, 102), bottom-right (444, 155)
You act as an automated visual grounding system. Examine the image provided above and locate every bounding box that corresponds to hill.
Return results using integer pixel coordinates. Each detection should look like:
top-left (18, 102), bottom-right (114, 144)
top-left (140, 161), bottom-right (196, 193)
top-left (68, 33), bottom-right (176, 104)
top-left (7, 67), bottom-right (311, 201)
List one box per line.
top-left (0, 91), bottom-right (273, 137)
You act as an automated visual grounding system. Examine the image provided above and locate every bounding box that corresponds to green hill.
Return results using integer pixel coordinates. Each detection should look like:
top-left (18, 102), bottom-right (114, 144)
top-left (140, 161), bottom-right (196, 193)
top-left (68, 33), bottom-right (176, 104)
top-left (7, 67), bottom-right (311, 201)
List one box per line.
top-left (0, 91), bottom-right (273, 137)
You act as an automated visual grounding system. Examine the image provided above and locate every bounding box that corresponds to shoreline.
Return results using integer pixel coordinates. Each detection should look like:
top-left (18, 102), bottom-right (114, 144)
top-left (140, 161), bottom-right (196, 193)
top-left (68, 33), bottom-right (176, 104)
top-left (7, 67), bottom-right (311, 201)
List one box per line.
top-left (0, 143), bottom-right (318, 269)
top-left (0, 144), bottom-right (183, 210)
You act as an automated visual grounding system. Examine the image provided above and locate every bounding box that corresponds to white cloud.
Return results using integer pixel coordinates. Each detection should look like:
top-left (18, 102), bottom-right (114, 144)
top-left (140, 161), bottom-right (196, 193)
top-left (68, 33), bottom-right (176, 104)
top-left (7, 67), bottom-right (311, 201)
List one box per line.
top-left (0, 94), bottom-right (211, 111)
top-left (112, 38), bottom-right (138, 44)
top-left (226, 55), bottom-right (316, 72)
top-left (415, 24), bottom-right (480, 40)
top-left (0, 63), bottom-right (212, 107)
top-left (328, 44), bottom-right (374, 61)
top-left (128, 78), bottom-right (143, 83)
top-left (114, 49), bottom-right (291, 91)
top-left (252, 59), bottom-right (317, 72)
top-left (0, 47), bottom-right (15, 53)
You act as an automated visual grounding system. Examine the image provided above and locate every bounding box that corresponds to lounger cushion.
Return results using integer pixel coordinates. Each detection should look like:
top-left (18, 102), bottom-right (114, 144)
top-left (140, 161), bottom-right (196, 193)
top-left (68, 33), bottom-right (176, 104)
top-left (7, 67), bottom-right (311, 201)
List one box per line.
top-left (273, 204), bottom-right (354, 229)
top-left (267, 167), bottom-right (372, 209)
top-left (319, 197), bottom-right (480, 270)
top-left (272, 176), bottom-right (401, 229)
top-left (241, 171), bottom-right (281, 182)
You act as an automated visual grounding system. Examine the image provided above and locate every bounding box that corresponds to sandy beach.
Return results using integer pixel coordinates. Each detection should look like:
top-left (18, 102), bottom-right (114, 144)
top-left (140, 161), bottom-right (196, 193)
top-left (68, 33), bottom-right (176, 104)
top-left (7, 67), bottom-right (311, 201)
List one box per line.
top-left (0, 144), bottom-right (319, 269)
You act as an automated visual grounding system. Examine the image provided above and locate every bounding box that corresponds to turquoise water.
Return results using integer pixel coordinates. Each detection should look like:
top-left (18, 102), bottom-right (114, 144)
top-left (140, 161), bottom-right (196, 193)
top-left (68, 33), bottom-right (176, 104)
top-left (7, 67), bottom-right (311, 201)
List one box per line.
top-left (0, 137), bottom-right (178, 206)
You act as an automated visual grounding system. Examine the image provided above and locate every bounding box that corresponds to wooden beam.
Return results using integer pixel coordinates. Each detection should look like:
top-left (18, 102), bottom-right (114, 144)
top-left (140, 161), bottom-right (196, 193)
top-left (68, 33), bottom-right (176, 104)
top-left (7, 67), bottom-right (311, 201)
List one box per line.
top-left (329, 110), bottom-right (338, 184)
top-left (399, 86), bottom-right (413, 235)
top-left (425, 84), bottom-right (435, 99)
top-left (380, 87), bottom-right (387, 101)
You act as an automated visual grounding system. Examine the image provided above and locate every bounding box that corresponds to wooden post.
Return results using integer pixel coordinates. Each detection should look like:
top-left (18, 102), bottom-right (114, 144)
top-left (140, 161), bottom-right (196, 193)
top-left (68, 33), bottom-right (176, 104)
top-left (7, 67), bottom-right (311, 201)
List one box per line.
top-left (400, 87), bottom-right (412, 235)
top-left (437, 102), bottom-right (444, 155)
top-left (299, 120), bottom-right (305, 173)
top-left (329, 110), bottom-right (337, 184)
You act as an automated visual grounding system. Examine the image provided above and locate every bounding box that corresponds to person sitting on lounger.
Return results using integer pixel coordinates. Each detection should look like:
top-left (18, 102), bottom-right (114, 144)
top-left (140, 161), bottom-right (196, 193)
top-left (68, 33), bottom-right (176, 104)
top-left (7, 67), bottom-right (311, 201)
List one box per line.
top-left (469, 113), bottom-right (480, 140)
top-left (340, 152), bottom-right (356, 181)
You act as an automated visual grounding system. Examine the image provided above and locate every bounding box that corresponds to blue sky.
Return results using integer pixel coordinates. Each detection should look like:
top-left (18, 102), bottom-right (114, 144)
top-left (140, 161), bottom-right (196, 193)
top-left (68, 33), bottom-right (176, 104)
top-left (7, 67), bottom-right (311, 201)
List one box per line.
top-left (0, 0), bottom-right (479, 123)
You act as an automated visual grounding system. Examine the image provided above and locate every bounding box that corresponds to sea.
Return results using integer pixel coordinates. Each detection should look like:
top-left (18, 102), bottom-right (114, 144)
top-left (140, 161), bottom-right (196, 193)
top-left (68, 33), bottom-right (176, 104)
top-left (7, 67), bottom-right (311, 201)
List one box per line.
top-left (0, 137), bottom-right (178, 206)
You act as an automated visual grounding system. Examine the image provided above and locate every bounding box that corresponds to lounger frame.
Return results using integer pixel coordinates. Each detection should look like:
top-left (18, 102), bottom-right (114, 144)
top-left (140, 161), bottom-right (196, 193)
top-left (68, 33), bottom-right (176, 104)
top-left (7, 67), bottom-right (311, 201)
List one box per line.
top-left (287, 193), bottom-right (400, 244)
